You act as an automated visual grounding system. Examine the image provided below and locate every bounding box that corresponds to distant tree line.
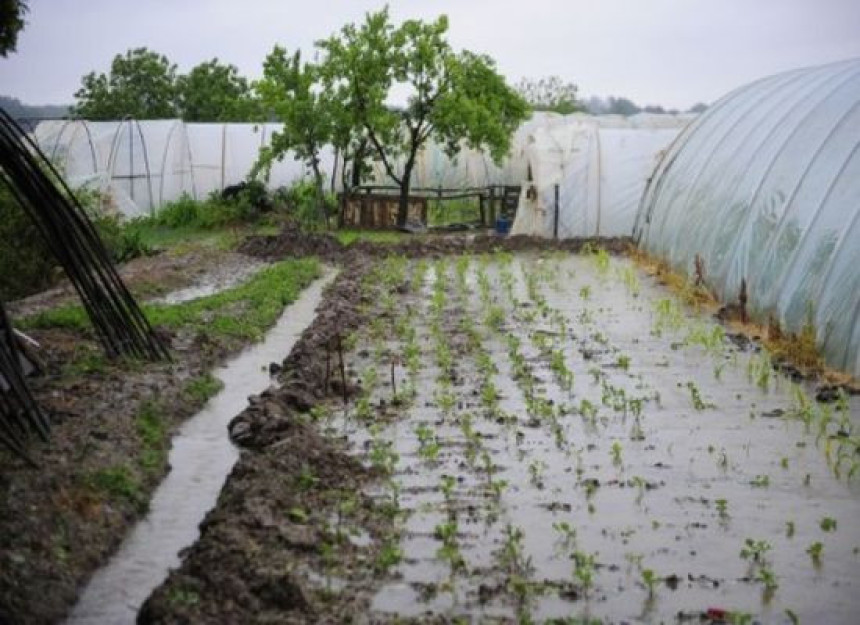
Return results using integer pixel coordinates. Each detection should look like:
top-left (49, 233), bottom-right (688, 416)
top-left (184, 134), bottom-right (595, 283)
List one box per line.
top-left (0, 95), bottom-right (69, 120)
top-left (72, 49), bottom-right (259, 122)
top-left (515, 77), bottom-right (707, 116)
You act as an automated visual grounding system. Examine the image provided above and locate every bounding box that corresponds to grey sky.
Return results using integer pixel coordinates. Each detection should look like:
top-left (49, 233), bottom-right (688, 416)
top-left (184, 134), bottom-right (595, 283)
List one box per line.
top-left (2, 0), bottom-right (859, 110)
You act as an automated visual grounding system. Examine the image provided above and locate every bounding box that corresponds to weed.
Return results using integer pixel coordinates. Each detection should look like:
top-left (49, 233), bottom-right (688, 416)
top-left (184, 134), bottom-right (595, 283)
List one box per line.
top-left (168, 587), bottom-right (200, 607)
top-left (820, 517), bottom-right (837, 532)
top-left (375, 538), bottom-right (403, 573)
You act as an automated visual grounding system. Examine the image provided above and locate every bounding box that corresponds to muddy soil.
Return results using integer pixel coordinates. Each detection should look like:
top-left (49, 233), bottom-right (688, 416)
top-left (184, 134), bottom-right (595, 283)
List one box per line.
top-left (239, 224), bottom-right (631, 263)
top-left (139, 256), bottom-right (399, 623)
top-left (0, 247), bottom-right (306, 624)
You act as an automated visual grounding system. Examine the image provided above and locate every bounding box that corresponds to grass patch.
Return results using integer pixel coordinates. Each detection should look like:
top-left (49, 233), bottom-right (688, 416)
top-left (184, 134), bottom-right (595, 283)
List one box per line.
top-left (334, 229), bottom-right (409, 246)
top-left (88, 465), bottom-right (145, 511)
top-left (182, 373), bottom-right (224, 403)
top-left (136, 400), bottom-right (167, 448)
top-left (20, 257), bottom-right (322, 341)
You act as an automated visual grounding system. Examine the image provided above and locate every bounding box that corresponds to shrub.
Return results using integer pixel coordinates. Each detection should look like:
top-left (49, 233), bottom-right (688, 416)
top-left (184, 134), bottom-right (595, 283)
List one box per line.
top-left (0, 184), bottom-right (57, 300)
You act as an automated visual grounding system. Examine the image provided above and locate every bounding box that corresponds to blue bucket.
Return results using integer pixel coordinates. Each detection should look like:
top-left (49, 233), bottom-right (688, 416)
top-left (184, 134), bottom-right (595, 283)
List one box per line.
top-left (495, 217), bottom-right (510, 235)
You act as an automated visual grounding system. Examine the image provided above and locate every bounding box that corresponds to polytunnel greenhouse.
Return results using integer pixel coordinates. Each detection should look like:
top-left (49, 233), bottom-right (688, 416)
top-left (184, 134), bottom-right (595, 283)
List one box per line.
top-left (510, 113), bottom-right (693, 238)
top-left (634, 57), bottom-right (860, 377)
top-left (32, 120), bottom-right (335, 217)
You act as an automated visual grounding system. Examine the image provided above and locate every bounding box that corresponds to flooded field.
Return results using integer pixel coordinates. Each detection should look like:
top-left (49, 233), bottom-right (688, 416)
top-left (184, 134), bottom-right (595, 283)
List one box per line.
top-left (335, 251), bottom-right (860, 623)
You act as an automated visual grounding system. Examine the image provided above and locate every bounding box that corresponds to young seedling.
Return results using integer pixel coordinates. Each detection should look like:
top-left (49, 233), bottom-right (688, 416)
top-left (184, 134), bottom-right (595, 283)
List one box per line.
top-left (610, 441), bottom-right (623, 467)
top-left (572, 551), bottom-right (597, 595)
top-left (552, 521), bottom-right (578, 550)
top-left (740, 538), bottom-right (772, 564)
top-left (641, 568), bottom-right (658, 597)
top-left (807, 541), bottom-right (823, 564)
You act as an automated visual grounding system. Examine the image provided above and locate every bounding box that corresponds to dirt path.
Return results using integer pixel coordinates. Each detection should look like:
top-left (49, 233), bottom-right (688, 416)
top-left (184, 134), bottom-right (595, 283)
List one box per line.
top-left (141, 247), bottom-right (860, 623)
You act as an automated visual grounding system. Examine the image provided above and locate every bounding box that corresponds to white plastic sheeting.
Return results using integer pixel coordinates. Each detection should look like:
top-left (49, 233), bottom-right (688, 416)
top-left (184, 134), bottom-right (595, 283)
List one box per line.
top-left (362, 112), bottom-right (560, 190)
top-left (510, 113), bottom-right (692, 238)
top-left (32, 120), bottom-right (333, 217)
top-left (34, 112), bottom-right (692, 230)
top-left (634, 58), bottom-right (860, 377)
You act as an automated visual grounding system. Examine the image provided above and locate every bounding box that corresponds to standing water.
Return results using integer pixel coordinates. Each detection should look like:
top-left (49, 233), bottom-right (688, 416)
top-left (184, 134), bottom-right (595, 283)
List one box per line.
top-left (67, 269), bottom-right (336, 624)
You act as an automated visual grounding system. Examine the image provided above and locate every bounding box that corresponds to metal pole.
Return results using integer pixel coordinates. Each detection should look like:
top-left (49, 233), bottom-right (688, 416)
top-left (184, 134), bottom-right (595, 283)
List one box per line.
top-left (553, 183), bottom-right (560, 240)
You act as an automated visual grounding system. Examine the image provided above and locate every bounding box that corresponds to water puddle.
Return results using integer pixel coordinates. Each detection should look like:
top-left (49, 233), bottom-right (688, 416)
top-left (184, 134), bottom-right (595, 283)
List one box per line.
top-left (66, 268), bottom-right (336, 625)
top-left (151, 258), bottom-right (269, 305)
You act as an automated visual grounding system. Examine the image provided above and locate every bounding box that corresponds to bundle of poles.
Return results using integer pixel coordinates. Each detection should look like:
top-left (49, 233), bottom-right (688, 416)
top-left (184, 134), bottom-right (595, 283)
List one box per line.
top-left (0, 109), bottom-right (169, 463)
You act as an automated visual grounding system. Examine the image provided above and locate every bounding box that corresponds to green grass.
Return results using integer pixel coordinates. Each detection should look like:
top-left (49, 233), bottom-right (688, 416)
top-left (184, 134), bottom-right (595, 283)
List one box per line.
top-left (427, 197), bottom-right (482, 226)
top-left (130, 220), bottom-right (281, 252)
top-left (334, 229), bottom-right (409, 246)
top-left (89, 465), bottom-right (145, 511)
top-left (20, 257), bottom-right (321, 341)
top-left (182, 373), bottom-right (224, 403)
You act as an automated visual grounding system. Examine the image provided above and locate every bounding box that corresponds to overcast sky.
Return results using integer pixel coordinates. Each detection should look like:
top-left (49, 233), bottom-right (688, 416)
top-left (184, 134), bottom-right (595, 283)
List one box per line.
top-left (2, 0), bottom-right (859, 110)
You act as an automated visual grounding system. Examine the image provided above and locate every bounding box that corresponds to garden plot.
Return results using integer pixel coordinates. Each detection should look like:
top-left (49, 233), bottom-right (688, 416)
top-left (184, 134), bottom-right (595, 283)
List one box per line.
top-left (338, 250), bottom-right (860, 623)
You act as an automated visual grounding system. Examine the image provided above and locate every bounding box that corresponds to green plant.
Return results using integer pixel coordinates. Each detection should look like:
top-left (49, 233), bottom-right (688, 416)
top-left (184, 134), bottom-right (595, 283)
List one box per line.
top-left (740, 538), bottom-right (772, 563)
top-left (641, 568), bottom-right (658, 596)
top-left (552, 521), bottom-right (577, 550)
top-left (375, 538), bottom-right (403, 573)
top-left (572, 551), bottom-right (596, 594)
top-left (183, 373), bottom-right (224, 403)
top-left (807, 541), bottom-right (824, 564)
top-left (686, 381), bottom-right (715, 410)
top-left (89, 465), bottom-right (144, 511)
top-left (750, 474), bottom-right (770, 488)
top-left (820, 517), bottom-right (837, 532)
top-left (610, 441), bottom-right (623, 467)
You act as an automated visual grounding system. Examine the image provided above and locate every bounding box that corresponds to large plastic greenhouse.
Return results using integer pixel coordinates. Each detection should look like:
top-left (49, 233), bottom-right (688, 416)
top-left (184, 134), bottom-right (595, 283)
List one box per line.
top-left (634, 57), bottom-right (860, 377)
top-left (32, 120), bottom-right (337, 217)
top-left (510, 112), bottom-right (694, 238)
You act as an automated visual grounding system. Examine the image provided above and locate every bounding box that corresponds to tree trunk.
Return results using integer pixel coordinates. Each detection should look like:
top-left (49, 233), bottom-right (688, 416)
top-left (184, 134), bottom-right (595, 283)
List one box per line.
top-left (397, 160), bottom-right (415, 227)
top-left (311, 157), bottom-right (327, 229)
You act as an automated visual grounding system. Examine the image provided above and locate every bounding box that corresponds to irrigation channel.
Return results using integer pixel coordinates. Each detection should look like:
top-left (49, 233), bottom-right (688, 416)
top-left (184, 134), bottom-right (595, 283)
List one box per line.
top-left (328, 251), bottom-right (860, 623)
top-left (66, 269), bottom-right (336, 624)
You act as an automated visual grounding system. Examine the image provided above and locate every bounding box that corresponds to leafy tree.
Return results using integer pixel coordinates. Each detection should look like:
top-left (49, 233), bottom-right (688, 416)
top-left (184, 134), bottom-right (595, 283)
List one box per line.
top-left (0, 0), bottom-right (27, 57)
top-left (254, 47), bottom-right (334, 223)
top-left (176, 58), bottom-right (257, 122)
top-left (318, 8), bottom-right (528, 226)
top-left (516, 76), bottom-right (583, 114)
top-left (73, 48), bottom-right (178, 119)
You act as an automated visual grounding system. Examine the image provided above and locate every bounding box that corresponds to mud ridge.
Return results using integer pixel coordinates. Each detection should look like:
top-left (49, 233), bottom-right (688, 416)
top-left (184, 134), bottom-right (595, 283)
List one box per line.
top-left (239, 224), bottom-right (632, 262)
top-left (139, 257), bottom-right (395, 623)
